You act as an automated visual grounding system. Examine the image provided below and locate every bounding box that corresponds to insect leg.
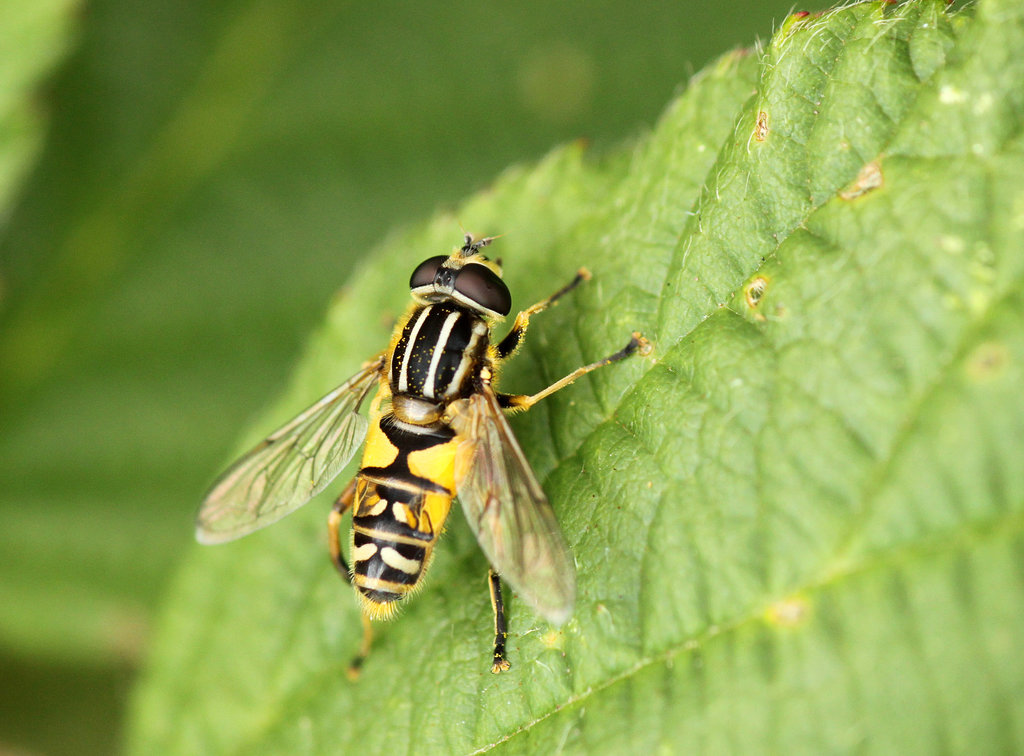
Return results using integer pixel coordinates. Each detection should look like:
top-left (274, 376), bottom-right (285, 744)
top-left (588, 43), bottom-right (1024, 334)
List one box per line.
top-left (328, 477), bottom-right (358, 583)
top-left (346, 614), bottom-right (375, 681)
top-left (496, 269), bottom-right (590, 359)
top-left (498, 332), bottom-right (648, 411)
top-left (330, 479), bottom-right (378, 679)
top-left (488, 569), bottom-right (511, 673)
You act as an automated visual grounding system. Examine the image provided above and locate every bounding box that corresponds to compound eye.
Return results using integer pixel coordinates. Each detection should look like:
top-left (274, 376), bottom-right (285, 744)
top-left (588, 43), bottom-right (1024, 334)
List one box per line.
top-left (455, 263), bottom-right (511, 315)
top-left (409, 256), bottom-right (447, 289)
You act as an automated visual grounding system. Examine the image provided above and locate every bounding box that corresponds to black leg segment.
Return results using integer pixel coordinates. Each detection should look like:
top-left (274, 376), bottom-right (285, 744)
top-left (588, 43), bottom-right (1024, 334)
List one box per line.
top-left (488, 569), bottom-right (511, 673)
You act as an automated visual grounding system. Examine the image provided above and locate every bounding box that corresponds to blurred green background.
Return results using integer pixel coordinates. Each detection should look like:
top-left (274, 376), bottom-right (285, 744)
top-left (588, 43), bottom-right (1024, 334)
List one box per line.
top-left (0, 0), bottom-right (826, 753)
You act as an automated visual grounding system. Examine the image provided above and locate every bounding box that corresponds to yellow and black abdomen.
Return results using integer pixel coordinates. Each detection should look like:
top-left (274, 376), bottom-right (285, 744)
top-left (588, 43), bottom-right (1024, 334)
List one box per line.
top-left (350, 413), bottom-right (459, 618)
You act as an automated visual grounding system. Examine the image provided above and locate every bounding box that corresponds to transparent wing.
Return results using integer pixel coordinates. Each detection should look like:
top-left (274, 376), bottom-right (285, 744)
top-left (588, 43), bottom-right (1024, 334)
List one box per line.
top-left (196, 356), bottom-right (384, 544)
top-left (452, 388), bottom-right (576, 625)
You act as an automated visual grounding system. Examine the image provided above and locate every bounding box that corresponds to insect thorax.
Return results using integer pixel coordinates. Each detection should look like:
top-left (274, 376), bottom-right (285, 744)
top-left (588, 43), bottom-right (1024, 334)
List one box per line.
top-left (388, 302), bottom-right (490, 418)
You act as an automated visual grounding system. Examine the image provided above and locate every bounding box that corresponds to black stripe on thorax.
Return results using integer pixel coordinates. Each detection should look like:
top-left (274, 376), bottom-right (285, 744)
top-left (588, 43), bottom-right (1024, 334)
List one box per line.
top-left (390, 303), bottom-right (487, 400)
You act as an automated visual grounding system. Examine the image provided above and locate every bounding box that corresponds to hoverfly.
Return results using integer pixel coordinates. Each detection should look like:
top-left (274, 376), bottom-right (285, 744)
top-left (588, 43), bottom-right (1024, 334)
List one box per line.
top-left (196, 235), bottom-right (645, 673)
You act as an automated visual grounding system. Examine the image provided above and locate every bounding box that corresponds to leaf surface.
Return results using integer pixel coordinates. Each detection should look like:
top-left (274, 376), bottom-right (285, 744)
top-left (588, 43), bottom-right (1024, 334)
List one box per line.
top-left (129, 1), bottom-right (1024, 753)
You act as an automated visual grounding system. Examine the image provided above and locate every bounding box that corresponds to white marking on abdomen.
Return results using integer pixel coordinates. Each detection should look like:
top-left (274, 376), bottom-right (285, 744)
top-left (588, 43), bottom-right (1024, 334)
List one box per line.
top-left (366, 499), bottom-right (388, 516)
top-left (398, 306), bottom-right (432, 393)
top-left (380, 546), bottom-right (422, 575)
top-left (352, 542), bottom-right (379, 561)
top-left (391, 501), bottom-right (410, 524)
top-left (422, 310), bottom-right (461, 399)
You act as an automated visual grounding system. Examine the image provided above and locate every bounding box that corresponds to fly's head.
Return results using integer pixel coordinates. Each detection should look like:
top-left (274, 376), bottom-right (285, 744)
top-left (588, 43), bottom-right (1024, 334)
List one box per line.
top-left (408, 235), bottom-right (511, 318)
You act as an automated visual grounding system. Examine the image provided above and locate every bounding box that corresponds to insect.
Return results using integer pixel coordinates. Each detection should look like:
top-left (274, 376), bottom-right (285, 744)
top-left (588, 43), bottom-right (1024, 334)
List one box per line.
top-left (196, 234), bottom-right (645, 673)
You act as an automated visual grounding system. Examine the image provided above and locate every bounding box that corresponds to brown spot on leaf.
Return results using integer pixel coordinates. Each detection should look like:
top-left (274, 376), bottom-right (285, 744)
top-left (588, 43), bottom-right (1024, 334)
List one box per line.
top-left (754, 111), bottom-right (769, 142)
top-left (840, 160), bottom-right (884, 200)
top-left (965, 341), bottom-right (1009, 382)
top-left (744, 276), bottom-right (770, 320)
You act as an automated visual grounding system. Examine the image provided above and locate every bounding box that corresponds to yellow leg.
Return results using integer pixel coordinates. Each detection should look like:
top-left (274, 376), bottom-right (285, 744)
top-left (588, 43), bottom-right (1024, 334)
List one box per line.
top-left (496, 269), bottom-right (591, 359)
top-left (346, 614), bottom-right (374, 681)
top-left (328, 477), bottom-right (358, 581)
top-left (500, 332), bottom-right (648, 411)
top-left (330, 478), bottom-right (376, 680)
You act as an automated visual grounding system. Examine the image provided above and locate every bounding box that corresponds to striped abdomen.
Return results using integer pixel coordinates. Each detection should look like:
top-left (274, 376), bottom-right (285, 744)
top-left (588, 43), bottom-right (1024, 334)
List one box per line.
top-left (351, 412), bottom-right (459, 617)
top-left (389, 302), bottom-right (489, 402)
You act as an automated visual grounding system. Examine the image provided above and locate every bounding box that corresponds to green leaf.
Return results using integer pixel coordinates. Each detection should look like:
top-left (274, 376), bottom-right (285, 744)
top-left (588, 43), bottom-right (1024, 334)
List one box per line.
top-left (128, 0), bottom-right (1024, 752)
